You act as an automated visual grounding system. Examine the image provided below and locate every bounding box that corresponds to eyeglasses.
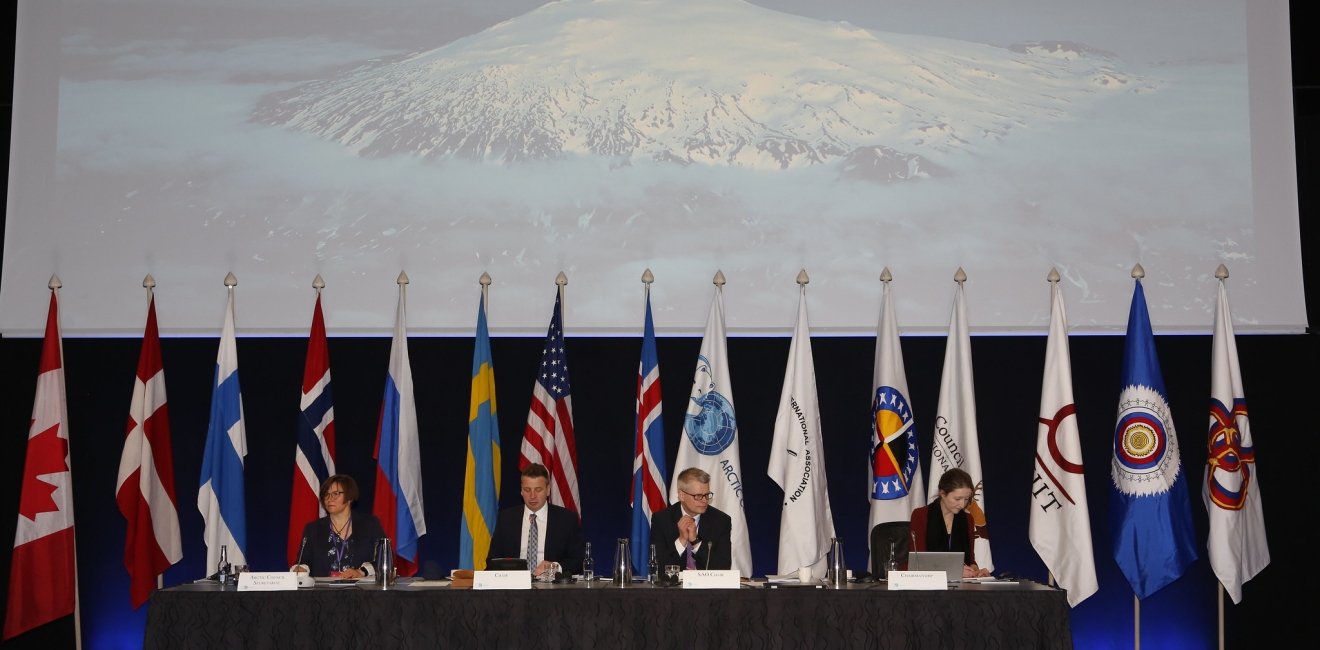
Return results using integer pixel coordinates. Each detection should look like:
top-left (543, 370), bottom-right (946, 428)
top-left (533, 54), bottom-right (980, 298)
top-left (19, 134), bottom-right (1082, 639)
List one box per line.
top-left (325, 490), bottom-right (345, 499)
top-left (680, 489), bottom-right (714, 502)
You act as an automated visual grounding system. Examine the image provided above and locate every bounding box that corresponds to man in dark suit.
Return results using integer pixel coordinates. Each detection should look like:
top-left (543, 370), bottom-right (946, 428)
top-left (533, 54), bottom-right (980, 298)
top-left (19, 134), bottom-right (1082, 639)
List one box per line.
top-left (650, 467), bottom-right (732, 571)
top-left (486, 463), bottom-right (584, 577)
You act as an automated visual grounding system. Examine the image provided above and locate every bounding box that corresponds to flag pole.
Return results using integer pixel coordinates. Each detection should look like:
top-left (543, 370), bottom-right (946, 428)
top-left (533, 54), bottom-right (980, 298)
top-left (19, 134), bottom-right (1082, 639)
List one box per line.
top-left (556, 271), bottom-right (568, 324)
top-left (479, 272), bottom-right (492, 315)
top-left (1213, 262), bottom-right (1229, 650)
top-left (49, 275), bottom-right (83, 650)
top-left (1130, 263), bottom-right (1143, 650)
top-left (143, 274), bottom-right (164, 599)
top-left (1044, 268), bottom-right (1056, 594)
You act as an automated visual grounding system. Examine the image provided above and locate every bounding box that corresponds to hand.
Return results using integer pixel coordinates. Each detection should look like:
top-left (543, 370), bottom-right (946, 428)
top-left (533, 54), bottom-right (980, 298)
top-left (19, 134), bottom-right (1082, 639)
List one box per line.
top-left (336, 567), bottom-right (365, 580)
top-left (963, 564), bottom-right (991, 578)
top-left (677, 516), bottom-right (698, 543)
top-left (532, 560), bottom-right (557, 578)
top-left (291, 564), bottom-right (309, 574)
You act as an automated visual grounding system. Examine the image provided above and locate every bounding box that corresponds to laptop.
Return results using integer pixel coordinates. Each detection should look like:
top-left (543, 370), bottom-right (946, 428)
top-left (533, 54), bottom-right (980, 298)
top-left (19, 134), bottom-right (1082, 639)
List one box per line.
top-left (906, 551), bottom-right (965, 582)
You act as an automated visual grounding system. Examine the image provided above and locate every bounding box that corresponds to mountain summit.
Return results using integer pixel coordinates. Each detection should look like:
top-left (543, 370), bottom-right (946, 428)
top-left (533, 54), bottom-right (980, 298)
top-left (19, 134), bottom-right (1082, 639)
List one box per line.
top-left (252, 0), bottom-right (1140, 180)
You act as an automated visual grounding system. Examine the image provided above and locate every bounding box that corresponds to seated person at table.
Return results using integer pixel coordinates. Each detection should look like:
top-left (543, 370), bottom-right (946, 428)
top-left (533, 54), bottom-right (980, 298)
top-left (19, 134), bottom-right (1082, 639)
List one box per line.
top-left (650, 467), bottom-right (732, 571)
top-left (908, 467), bottom-right (991, 578)
top-left (487, 463), bottom-right (585, 578)
top-left (291, 474), bottom-right (386, 578)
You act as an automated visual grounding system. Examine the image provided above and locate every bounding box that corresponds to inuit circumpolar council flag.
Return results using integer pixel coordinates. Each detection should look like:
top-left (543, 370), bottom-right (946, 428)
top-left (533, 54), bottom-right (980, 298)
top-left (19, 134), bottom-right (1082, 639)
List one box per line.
top-left (671, 284), bottom-right (752, 576)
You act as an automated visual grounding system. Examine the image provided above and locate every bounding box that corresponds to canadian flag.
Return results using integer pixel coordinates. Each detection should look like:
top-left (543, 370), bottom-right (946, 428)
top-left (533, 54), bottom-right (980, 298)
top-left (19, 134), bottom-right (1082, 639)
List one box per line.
top-left (4, 286), bottom-right (77, 640)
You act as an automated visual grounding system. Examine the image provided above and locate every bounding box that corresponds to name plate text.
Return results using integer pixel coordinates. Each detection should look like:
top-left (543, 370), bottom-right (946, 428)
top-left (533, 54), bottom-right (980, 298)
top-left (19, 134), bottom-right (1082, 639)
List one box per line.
top-left (888, 570), bottom-right (949, 590)
top-left (473, 570), bottom-right (532, 590)
top-left (681, 569), bottom-right (741, 589)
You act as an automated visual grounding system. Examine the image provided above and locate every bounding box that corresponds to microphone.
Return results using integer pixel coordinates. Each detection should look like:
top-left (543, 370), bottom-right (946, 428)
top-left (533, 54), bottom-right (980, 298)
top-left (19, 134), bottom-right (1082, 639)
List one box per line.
top-left (705, 541), bottom-right (714, 570)
top-left (294, 537), bottom-right (314, 588)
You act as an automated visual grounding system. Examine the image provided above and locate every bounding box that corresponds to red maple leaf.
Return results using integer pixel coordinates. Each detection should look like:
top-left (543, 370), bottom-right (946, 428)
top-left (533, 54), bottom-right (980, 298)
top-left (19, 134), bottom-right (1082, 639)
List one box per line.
top-left (18, 421), bottom-right (70, 521)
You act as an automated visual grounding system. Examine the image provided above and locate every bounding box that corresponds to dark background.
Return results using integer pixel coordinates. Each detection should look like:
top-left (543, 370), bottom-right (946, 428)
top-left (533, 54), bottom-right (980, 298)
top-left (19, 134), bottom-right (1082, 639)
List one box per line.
top-left (1, 3), bottom-right (1317, 649)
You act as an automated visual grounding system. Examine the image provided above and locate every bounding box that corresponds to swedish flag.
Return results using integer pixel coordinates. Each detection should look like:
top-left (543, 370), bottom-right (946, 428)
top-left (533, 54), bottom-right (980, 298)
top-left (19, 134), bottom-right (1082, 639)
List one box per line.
top-left (460, 292), bottom-right (501, 569)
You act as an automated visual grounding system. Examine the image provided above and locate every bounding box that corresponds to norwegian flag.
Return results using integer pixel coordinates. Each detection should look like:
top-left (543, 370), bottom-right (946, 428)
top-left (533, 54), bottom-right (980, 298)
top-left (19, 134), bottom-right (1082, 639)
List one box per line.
top-left (116, 289), bottom-right (183, 609)
top-left (520, 289), bottom-right (580, 516)
top-left (5, 285), bottom-right (77, 640)
top-left (288, 291), bottom-right (337, 565)
top-left (630, 285), bottom-right (667, 574)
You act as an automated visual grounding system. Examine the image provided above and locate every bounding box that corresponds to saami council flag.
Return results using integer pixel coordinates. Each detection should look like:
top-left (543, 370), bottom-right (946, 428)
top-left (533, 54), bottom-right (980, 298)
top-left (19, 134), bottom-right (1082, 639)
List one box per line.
top-left (4, 284), bottom-right (76, 640)
top-left (373, 274), bottom-right (426, 576)
top-left (927, 274), bottom-right (993, 571)
top-left (117, 288), bottom-right (183, 609)
top-left (672, 279), bottom-right (753, 575)
top-left (867, 274), bottom-right (924, 549)
top-left (1110, 276), bottom-right (1198, 599)
top-left (768, 278), bottom-right (836, 579)
top-left (288, 290), bottom-right (336, 566)
top-left (460, 291), bottom-right (501, 570)
top-left (520, 288), bottom-right (581, 515)
top-left (1204, 272), bottom-right (1269, 604)
top-left (631, 285), bottom-right (668, 576)
top-left (1028, 275), bottom-right (1097, 608)
top-left (198, 279), bottom-right (248, 574)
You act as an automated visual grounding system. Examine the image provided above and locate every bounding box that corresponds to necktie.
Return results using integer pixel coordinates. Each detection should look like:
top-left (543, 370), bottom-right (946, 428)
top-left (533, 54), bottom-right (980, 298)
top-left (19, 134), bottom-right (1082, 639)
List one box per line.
top-left (685, 542), bottom-right (696, 570)
top-left (527, 513), bottom-right (539, 572)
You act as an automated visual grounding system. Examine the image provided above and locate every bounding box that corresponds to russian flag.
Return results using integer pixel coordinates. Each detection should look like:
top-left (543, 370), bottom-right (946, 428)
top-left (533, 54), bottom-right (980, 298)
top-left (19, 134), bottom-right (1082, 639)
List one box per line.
top-left (372, 273), bottom-right (426, 576)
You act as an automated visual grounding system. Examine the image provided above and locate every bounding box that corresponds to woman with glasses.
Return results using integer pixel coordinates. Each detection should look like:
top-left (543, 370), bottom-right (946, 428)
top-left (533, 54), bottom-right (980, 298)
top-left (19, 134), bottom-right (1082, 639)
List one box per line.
top-left (650, 467), bottom-right (733, 572)
top-left (291, 474), bottom-right (386, 578)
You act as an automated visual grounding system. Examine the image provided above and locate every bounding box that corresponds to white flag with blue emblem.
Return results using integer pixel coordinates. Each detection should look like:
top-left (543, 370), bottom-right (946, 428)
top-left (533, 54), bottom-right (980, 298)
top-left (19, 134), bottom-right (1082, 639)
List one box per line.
top-left (867, 277), bottom-right (924, 544)
top-left (198, 281), bottom-right (247, 573)
top-left (1110, 277), bottom-right (1197, 599)
top-left (1204, 275), bottom-right (1269, 604)
top-left (927, 275), bottom-right (992, 572)
top-left (769, 280), bottom-right (835, 579)
top-left (671, 282), bottom-right (752, 575)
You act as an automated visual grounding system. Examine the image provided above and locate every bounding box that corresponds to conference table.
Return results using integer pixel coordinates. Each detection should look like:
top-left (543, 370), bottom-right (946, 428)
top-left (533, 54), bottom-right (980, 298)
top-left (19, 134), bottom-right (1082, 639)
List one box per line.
top-left (144, 576), bottom-right (1072, 649)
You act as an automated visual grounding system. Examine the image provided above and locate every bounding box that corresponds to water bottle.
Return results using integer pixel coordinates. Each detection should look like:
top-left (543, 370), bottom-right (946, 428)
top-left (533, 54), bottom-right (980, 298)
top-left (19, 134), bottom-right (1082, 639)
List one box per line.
top-left (647, 544), bottom-right (659, 585)
top-left (217, 544), bottom-right (231, 585)
top-left (373, 537), bottom-right (395, 588)
top-left (582, 542), bottom-right (594, 583)
top-left (885, 541), bottom-right (898, 575)
top-left (612, 538), bottom-right (633, 586)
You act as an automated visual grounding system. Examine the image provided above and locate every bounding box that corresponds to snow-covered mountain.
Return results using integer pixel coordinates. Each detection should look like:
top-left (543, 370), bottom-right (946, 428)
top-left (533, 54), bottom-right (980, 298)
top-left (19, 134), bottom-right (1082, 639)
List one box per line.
top-left (251, 0), bottom-right (1144, 180)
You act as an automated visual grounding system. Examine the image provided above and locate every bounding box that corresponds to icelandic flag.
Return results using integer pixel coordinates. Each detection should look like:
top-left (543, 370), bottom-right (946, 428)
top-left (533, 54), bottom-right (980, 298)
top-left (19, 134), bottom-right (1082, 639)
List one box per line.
top-left (372, 276), bottom-right (427, 576)
top-left (631, 287), bottom-right (668, 575)
top-left (288, 291), bottom-right (336, 565)
top-left (117, 290), bottom-right (183, 609)
top-left (460, 292), bottom-right (501, 570)
top-left (1204, 275), bottom-right (1269, 604)
top-left (198, 282), bottom-right (248, 574)
top-left (1110, 278), bottom-right (1198, 599)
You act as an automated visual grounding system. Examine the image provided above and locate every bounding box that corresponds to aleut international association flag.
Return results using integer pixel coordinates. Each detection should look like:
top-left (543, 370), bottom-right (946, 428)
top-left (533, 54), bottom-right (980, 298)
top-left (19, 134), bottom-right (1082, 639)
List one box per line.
top-left (927, 272), bottom-right (992, 571)
top-left (1028, 275), bottom-right (1097, 608)
top-left (768, 276), bottom-right (835, 579)
top-left (117, 287), bottom-right (183, 609)
top-left (372, 273), bottom-right (426, 576)
top-left (1204, 271), bottom-right (1269, 604)
top-left (867, 273), bottom-right (924, 547)
top-left (1110, 275), bottom-right (1197, 599)
top-left (672, 276), bottom-right (752, 575)
top-left (5, 284), bottom-right (77, 640)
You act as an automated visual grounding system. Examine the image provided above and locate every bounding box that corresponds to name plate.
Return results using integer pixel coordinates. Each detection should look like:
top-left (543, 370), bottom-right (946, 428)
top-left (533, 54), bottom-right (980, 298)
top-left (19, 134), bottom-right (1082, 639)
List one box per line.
top-left (888, 571), bottom-right (948, 590)
top-left (473, 570), bottom-right (532, 590)
top-left (681, 569), bottom-right (741, 589)
top-left (237, 572), bottom-right (299, 591)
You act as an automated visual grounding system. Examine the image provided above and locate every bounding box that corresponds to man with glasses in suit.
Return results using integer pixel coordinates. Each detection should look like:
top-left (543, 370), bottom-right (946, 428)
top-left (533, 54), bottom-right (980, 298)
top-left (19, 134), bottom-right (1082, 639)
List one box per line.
top-left (650, 467), bottom-right (733, 571)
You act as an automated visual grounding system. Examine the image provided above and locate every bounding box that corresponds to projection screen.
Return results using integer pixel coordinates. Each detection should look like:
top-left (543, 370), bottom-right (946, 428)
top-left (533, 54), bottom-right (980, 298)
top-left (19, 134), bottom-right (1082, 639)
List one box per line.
top-left (1, 0), bottom-right (1306, 335)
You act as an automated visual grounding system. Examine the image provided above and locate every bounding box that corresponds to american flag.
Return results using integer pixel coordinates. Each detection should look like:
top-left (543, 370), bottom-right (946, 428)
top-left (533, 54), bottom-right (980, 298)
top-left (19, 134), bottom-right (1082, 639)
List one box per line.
top-left (520, 290), bottom-right (580, 516)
